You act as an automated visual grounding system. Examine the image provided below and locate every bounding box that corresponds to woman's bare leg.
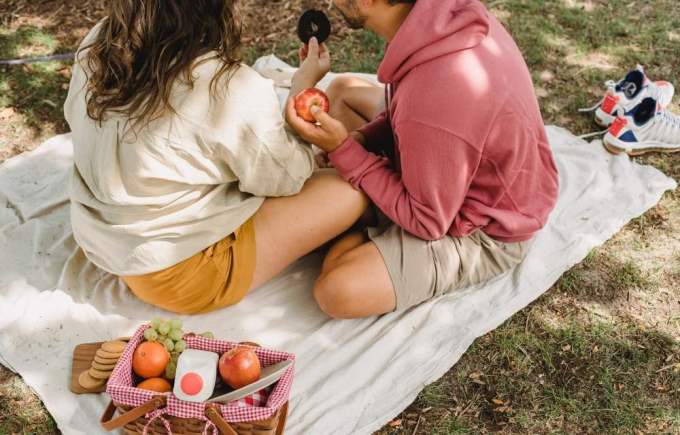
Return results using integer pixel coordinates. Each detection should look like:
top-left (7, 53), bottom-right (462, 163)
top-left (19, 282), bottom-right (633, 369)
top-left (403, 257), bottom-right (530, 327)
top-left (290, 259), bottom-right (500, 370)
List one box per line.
top-left (249, 170), bottom-right (369, 290)
top-left (248, 76), bottom-right (385, 302)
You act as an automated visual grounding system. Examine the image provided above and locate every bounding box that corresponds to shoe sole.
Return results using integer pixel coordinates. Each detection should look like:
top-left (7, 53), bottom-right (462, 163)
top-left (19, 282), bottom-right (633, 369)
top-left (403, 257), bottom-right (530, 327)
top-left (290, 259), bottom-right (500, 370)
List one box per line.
top-left (603, 134), bottom-right (680, 156)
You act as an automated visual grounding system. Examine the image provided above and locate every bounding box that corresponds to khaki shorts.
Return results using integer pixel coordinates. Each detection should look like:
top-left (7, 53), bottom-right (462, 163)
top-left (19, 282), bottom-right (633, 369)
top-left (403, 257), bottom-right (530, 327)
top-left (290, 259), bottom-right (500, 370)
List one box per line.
top-left (368, 216), bottom-right (531, 311)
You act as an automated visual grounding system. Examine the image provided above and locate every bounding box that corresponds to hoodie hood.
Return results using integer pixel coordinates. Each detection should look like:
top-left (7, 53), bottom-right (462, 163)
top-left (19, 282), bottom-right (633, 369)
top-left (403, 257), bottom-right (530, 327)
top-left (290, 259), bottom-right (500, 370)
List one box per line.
top-left (378, 0), bottom-right (490, 83)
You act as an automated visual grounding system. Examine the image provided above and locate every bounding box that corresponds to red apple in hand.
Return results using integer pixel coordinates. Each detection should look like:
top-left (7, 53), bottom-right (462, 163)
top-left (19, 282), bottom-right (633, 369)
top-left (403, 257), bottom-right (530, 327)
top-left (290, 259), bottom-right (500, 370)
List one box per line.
top-left (218, 346), bottom-right (261, 389)
top-left (295, 88), bottom-right (330, 123)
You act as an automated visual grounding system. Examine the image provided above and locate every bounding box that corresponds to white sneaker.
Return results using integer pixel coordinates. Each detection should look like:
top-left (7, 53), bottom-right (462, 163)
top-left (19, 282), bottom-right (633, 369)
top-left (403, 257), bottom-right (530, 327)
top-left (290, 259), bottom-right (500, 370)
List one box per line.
top-left (604, 97), bottom-right (680, 156)
top-left (580, 65), bottom-right (675, 127)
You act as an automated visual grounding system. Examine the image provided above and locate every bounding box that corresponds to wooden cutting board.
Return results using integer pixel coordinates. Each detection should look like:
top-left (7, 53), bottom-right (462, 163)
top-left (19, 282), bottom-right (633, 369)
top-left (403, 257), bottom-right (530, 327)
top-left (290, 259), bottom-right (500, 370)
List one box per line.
top-left (70, 338), bottom-right (131, 394)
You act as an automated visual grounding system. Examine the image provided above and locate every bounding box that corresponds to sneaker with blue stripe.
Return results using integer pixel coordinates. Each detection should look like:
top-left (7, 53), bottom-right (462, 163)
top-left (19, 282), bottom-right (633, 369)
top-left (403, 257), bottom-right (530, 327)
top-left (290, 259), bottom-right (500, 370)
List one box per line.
top-left (603, 97), bottom-right (680, 156)
top-left (580, 65), bottom-right (675, 128)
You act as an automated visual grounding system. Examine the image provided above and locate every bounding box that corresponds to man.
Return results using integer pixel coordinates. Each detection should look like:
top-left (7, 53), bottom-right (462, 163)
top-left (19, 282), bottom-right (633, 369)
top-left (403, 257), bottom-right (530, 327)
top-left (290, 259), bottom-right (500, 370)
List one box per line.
top-left (286, 0), bottom-right (559, 318)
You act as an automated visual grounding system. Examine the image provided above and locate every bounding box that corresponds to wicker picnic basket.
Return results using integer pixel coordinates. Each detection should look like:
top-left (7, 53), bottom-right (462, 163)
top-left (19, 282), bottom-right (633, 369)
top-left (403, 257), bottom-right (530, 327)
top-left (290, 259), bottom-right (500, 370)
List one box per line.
top-left (101, 325), bottom-right (295, 435)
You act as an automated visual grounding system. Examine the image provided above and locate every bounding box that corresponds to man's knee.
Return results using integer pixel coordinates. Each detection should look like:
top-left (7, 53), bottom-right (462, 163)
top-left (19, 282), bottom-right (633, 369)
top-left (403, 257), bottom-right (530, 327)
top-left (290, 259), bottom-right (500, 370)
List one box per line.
top-left (325, 75), bottom-right (355, 102)
top-left (313, 269), bottom-right (359, 319)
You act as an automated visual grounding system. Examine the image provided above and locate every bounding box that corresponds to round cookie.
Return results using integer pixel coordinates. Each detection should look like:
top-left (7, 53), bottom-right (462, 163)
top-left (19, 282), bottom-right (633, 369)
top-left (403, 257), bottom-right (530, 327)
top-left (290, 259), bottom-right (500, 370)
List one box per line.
top-left (94, 354), bottom-right (119, 365)
top-left (96, 349), bottom-right (122, 359)
top-left (79, 370), bottom-right (106, 389)
top-left (89, 367), bottom-right (113, 380)
top-left (297, 9), bottom-right (331, 44)
top-left (101, 340), bottom-right (127, 354)
top-left (92, 360), bottom-right (117, 371)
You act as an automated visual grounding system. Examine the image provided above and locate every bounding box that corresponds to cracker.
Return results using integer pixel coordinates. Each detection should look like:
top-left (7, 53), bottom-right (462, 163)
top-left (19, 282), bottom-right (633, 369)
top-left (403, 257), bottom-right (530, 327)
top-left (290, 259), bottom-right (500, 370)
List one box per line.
top-left (78, 370), bottom-right (106, 389)
top-left (94, 354), bottom-right (119, 365)
top-left (89, 367), bottom-right (113, 380)
top-left (91, 361), bottom-right (117, 371)
top-left (101, 340), bottom-right (127, 353)
top-left (96, 349), bottom-right (122, 359)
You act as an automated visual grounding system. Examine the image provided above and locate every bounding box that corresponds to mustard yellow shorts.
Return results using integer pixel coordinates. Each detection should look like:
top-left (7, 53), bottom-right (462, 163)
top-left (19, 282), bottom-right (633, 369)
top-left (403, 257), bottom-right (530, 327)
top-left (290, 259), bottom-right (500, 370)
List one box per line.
top-left (122, 217), bottom-right (256, 315)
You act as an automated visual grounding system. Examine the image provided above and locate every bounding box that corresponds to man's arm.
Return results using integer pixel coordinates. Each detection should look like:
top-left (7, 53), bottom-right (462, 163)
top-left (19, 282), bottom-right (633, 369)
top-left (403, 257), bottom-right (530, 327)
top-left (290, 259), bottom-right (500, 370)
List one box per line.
top-left (329, 121), bottom-right (482, 241)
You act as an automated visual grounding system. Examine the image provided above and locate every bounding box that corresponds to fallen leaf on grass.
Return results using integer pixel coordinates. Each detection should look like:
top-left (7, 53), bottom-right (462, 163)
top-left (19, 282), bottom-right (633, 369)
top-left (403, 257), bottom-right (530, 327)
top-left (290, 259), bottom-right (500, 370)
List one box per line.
top-left (388, 419), bottom-right (402, 427)
top-left (0, 107), bottom-right (16, 119)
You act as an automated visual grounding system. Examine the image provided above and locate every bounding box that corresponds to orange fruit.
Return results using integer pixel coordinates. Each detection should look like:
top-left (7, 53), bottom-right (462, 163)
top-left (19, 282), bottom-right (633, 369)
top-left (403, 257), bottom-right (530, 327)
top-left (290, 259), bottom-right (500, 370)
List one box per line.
top-left (132, 341), bottom-right (169, 378)
top-left (137, 377), bottom-right (172, 392)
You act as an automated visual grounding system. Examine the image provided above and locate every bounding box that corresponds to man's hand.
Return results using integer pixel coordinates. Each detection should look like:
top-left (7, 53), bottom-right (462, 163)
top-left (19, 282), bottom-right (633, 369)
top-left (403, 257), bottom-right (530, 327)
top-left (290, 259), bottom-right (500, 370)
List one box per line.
top-left (292, 37), bottom-right (331, 91)
top-left (286, 98), bottom-right (348, 153)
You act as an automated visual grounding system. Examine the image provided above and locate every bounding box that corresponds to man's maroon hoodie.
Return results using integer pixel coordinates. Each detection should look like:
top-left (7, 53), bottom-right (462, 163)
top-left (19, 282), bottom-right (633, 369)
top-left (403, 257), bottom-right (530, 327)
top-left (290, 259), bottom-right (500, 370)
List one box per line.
top-left (328, 0), bottom-right (559, 243)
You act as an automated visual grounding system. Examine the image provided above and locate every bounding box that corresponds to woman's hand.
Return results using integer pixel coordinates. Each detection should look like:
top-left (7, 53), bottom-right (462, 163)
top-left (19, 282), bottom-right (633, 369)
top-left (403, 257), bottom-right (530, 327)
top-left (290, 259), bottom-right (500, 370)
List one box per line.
top-left (286, 98), bottom-right (348, 153)
top-left (292, 37), bottom-right (330, 91)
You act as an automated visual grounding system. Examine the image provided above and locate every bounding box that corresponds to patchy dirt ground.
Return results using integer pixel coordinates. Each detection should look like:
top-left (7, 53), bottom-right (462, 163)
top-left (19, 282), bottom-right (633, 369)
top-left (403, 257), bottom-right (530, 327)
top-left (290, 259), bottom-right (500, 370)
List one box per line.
top-left (1, 0), bottom-right (678, 434)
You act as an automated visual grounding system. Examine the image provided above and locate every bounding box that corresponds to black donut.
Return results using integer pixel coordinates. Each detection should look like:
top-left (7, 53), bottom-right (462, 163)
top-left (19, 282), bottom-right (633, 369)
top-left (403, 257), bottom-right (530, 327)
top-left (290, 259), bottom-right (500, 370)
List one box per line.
top-left (297, 9), bottom-right (331, 44)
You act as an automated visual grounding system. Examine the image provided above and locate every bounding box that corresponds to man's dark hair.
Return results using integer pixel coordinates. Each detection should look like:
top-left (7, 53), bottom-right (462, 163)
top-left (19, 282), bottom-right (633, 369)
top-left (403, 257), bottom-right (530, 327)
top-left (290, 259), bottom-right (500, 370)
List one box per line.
top-left (388, 0), bottom-right (416, 4)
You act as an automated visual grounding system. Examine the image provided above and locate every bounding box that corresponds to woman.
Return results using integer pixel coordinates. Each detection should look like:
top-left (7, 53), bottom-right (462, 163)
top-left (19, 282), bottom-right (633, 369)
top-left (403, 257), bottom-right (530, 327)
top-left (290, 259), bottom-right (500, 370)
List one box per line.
top-left (64, 0), bottom-right (368, 314)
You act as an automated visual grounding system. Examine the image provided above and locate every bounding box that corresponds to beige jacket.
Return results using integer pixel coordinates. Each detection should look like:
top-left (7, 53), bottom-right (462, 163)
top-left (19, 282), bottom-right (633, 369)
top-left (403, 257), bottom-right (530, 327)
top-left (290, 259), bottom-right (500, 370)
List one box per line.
top-left (64, 25), bottom-right (314, 275)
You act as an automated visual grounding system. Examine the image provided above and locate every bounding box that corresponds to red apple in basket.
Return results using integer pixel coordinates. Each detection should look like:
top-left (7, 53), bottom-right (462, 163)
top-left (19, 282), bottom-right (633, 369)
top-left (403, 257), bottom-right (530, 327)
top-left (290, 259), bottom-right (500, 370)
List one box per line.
top-left (219, 346), bottom-right (262, 389)
top-left (294, 88), bottom-right (330, 123)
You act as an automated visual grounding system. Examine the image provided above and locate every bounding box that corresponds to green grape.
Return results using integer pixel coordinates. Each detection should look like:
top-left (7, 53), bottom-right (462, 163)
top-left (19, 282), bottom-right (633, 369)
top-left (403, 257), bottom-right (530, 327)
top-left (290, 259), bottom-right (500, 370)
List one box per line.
top-left (200, 331), bottom-right (214, 339)
top-left (174, 340), bottom-right (187, 353)
top-left (169, 319), bottom-right (183, 330)
top-left (163, 338), bottom-right (174, 352)
top-left (169, 329), bottom-right (183, 341)
top-left (143, 328), bottom-right (158, 342)
top-left (150, 317), bottom-right (162, 329)
top-left (158, 321), bottom-right (170, 335)
top-left (165, 362), bottom-right (176, 379)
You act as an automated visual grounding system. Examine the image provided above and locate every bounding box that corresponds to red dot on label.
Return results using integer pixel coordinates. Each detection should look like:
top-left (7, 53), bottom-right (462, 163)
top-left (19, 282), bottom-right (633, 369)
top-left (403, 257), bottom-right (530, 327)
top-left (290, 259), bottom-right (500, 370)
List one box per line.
top-left (181, 372), bottom-right (203, 396)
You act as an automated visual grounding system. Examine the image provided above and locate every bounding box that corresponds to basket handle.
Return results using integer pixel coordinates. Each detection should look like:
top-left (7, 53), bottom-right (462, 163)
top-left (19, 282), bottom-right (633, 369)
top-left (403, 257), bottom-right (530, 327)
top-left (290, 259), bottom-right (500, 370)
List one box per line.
top-left (205, 404), bottom-right (238, 435)
top-left (205, 402), bottom-right (289, 435)
top-left (100, 396), bottom-right (168, 431)
top-left (275, 402), bottom-right (289, 435)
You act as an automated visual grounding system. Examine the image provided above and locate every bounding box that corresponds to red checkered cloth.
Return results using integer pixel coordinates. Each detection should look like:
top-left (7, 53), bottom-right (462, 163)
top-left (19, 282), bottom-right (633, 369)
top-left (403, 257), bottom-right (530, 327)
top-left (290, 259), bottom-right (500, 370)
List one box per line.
top-left (107, 325), bottom-right (295, 431)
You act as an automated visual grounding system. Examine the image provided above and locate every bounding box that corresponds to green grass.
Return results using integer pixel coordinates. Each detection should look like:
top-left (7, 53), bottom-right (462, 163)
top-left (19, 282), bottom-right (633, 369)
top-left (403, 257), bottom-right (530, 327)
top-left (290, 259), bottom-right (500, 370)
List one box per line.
top-left (242, 28), bottom-right (385, 74)
top-left (379, 314), bottom-right (679, 434)
top-left (556, 249), bottom-right (650, 301)
top-left (0, 367), bottom-right (58, 434)
top-left (0, 25), bottom-right (70, 147)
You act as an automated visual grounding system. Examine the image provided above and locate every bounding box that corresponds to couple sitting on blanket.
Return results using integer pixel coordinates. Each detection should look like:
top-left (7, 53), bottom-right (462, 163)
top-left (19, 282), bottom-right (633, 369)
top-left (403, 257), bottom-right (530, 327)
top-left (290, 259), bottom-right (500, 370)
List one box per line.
top-left (65, 0), bottom-right (559, 318)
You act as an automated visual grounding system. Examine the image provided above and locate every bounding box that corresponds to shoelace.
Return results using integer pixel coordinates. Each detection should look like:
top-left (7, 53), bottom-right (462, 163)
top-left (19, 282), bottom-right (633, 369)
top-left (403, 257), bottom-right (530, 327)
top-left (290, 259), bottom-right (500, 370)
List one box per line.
top-left (650, 109), bottom-right (680, 144)
top-left (578, 80), bottom-right (617, 113)
top-left (577, 129), bottom-right (608, 140)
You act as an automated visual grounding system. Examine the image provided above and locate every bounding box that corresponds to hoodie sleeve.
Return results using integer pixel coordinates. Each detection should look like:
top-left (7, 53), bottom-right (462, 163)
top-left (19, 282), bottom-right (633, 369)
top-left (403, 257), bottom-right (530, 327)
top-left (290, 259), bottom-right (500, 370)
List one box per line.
top-left (329, 120), bottom-right (481, 241)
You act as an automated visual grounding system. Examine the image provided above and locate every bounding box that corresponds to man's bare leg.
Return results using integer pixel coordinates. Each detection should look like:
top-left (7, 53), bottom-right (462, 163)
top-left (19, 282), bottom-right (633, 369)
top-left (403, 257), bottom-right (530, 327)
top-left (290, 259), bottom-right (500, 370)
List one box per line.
top-left (325, 75), bottom-right (385, 131)
top-left (315, 237), bottom-right (396, 318)
top-left (305, 76), bottom-right (398, 318)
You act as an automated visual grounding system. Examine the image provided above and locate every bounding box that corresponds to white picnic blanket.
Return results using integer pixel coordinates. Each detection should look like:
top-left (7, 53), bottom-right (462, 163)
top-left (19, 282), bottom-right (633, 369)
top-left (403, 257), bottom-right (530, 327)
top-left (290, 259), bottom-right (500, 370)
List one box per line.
top-left (0, 56), bottom-right (676, 435)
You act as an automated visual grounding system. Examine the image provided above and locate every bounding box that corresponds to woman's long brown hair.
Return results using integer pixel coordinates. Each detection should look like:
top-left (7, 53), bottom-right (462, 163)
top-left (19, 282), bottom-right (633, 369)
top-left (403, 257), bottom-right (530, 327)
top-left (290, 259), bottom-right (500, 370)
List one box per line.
top-left (84, 0), bottom-right (242, 125)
